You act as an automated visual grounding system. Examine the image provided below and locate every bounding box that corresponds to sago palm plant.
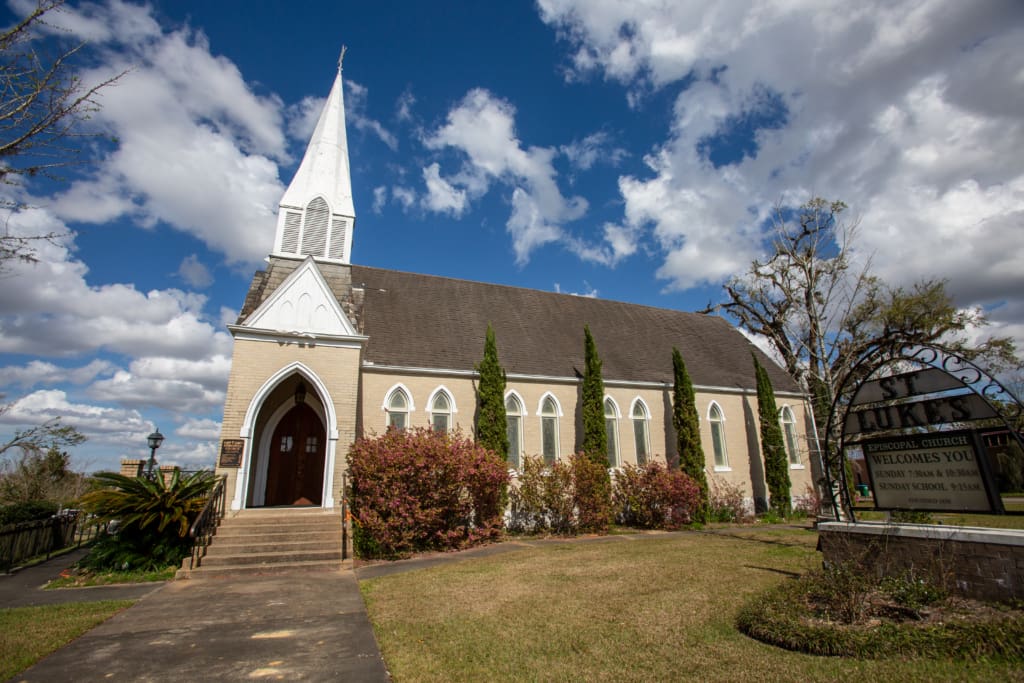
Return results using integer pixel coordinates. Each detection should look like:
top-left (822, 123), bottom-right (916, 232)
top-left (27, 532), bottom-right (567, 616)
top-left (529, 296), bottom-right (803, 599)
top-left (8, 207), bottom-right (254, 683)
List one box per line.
top-left (80, 470), bottom-right (216, 570)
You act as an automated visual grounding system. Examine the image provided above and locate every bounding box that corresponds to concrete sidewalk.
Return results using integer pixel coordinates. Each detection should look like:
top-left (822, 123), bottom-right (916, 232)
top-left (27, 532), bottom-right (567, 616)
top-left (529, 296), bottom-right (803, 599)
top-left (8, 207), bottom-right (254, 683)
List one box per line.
top-left (0, 548), bottom-right (165, 608)
top-left (13, 569), bottom-right (389, 682)
top-left (5, 553), bottom-right (389, 682)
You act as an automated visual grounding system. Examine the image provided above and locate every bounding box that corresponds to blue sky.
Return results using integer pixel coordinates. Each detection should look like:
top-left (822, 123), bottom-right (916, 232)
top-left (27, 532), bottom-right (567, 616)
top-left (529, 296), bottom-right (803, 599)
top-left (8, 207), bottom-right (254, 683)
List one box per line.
top-left (1, 0), bottom-right (1022, 473)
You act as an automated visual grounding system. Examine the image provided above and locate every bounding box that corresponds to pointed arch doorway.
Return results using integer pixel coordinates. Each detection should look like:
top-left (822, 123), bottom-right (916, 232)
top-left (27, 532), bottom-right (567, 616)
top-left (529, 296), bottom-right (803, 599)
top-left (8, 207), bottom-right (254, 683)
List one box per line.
top-left (265, 402), bottom-right (326, 506)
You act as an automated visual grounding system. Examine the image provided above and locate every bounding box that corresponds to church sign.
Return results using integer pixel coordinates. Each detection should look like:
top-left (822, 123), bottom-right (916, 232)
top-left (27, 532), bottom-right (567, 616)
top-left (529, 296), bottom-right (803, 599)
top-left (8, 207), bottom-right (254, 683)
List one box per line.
top-left (844, 368), bottom-right (998, 438)
top-left (825, 350), bottom-right (1021, 518)
top-left (862, 431), bottom-right (993, 512)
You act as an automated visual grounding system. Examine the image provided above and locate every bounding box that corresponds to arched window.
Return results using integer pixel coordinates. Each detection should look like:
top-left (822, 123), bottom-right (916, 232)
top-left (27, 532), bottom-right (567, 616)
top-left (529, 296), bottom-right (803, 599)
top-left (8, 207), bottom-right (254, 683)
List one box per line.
top-left (631, 399), bottom-right (650, 467)
top-left (540, 395), bottom-right (560, 466)
top-left (708, 402), bottom-right (729, 469)
top-left (604, 397), bottom-right (619, 467)
top-left (505, 393), bottom-right (524, 470)
top-left (386, 388), bottom-right (410, 430)
top-left (430, 390), bottom-right (452, 432)
top-left (781, 406), bottom-right (800, 465)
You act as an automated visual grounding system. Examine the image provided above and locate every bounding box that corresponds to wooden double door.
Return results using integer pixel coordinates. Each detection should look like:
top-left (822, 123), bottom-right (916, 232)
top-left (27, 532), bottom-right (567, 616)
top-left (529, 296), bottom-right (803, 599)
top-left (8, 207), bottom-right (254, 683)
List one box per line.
top-left (265, 403), bottom-right (326, 506)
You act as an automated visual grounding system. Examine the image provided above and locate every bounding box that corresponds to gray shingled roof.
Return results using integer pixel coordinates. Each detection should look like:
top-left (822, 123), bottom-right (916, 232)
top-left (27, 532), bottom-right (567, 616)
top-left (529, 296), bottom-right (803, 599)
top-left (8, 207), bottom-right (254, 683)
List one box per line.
top-left (347, 265), bottom-right (801, 393)
top-left (237, 259), bottom-right (801, 393)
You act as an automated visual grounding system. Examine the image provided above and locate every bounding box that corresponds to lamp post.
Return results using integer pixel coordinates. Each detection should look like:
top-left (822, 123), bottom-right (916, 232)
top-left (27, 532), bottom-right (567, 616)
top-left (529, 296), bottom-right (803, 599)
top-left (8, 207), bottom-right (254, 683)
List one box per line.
top-left (146, 428), bottom-right (164, 480)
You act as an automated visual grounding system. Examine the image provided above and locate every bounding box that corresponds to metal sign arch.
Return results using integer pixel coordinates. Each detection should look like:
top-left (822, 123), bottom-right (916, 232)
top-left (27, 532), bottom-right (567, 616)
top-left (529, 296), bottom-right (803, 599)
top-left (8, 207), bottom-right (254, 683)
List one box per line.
top-left (823, 344), bottom-right (1023, 521)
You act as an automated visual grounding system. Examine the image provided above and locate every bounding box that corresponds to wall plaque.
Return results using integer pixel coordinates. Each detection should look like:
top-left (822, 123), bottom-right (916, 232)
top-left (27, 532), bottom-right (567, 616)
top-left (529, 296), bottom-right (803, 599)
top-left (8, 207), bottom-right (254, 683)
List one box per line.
top-left (219, 439), bottom-right (244, 468)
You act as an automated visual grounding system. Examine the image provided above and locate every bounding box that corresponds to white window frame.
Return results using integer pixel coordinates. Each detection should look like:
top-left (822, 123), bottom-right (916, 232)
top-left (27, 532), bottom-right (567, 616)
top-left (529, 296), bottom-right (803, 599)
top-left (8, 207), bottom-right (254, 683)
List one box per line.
top-left (708, 401), bottom-right (730, 471)
top-left (382, 383), bottom-right (414, 430)
top-left (538, 393), bottom-right (562, 465)
top-left (604, 396), bottom-right (620, 468)
top-left (427, 386), bottom-right (456, 433)
top-left (781, 405), bottom-right (803, 468)
top-left (504, 390), bottom-right (526, 471)
top-left (630, 397), bottom-right (651, 467)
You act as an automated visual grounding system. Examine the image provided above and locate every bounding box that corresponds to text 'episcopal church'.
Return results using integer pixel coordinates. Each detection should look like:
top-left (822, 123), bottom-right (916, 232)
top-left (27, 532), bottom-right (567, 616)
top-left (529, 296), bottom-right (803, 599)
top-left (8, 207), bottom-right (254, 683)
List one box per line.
top-left (214, 63), bottom-right (817, 513)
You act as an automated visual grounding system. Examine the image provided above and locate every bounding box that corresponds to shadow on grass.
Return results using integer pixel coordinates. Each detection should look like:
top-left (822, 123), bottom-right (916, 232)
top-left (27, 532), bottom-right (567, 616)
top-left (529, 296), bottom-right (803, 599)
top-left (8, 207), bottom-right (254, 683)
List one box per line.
top-left (742, 564), bottom-right (803, 578)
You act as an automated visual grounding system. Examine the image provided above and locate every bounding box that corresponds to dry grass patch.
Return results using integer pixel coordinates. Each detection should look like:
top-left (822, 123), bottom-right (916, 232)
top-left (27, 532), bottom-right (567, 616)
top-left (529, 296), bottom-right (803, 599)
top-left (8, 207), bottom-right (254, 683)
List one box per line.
top-left (361, 530), bottom-right (1024, 682)
top-left (0, 601), bottom-right (133, 680)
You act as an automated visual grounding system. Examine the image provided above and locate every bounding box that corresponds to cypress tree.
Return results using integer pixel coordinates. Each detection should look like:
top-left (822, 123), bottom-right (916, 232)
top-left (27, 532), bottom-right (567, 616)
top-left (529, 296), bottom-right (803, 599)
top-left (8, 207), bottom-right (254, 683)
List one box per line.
top-left (581, 325), bottom-right (607, 466)
top-left (672, 347), bottom-right (709, 521)
top-left (475, 324), bottom-right (508, 459)
top-left (753, 353), bottom-right (791, 516)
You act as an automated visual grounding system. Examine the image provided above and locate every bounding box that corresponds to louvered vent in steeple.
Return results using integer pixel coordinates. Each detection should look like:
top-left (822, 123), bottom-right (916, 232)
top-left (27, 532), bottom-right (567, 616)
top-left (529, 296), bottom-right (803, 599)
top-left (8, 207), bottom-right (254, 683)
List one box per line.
top-left (301, 197), bottom-right (330, 256)
top-left (329, 216), bottom-right (347, 260)
top-left (281, 210), bottom-right (301, 253)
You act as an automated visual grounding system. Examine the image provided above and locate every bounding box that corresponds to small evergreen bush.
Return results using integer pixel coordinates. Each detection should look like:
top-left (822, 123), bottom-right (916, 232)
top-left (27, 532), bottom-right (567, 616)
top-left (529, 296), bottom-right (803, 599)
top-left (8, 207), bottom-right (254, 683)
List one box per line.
top-left (613, 462), bottom-right (701, 530)
top-left (348, 428), bottom-right (508, 559)
top-left (0, 501), bottom-right (59, 527)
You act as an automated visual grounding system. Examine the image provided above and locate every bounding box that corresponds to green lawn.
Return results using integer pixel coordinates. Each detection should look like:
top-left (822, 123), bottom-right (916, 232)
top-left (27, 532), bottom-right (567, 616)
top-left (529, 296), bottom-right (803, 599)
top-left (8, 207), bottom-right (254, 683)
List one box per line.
top-left (360, 529), bottom-right (1024, 682)
top-left (0, 601), bottom-right (133, 680)
top-left (45, 565), bottom-right (176, 589)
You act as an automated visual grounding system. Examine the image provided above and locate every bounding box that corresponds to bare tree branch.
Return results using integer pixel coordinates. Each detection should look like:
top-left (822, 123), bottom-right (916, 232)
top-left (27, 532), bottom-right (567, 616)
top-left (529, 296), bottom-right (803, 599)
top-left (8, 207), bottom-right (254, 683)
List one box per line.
top-left (0, 0), bottom-right (128, 270)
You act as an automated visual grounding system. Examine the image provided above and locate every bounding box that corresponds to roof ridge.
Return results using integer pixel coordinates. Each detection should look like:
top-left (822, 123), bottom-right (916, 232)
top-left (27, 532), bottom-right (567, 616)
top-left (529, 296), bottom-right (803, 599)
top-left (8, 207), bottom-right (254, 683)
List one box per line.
top-left (349, 263), bottom-right (711, 318)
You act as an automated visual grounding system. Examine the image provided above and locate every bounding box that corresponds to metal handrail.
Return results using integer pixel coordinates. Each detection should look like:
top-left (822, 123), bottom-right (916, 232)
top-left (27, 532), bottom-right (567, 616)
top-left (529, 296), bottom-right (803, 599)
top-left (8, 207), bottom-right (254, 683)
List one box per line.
top-left (341, 473), bottom-right (349, 560)
top-left (188, 475), bottom-right (227, 570)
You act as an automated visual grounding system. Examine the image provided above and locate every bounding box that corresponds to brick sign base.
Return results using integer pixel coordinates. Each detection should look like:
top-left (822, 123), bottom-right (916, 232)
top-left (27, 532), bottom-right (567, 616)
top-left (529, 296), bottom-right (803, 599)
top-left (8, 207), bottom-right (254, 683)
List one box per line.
top-left (818, 522), bottom-right (1024, 601)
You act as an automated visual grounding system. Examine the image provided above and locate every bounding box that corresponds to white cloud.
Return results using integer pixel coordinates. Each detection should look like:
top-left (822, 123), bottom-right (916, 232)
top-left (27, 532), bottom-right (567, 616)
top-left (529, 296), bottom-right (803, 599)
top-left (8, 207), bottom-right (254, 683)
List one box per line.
top-left (554, 282), bottom-right (599, 298)
top-left (0, 389), bottom-right (151, 442)
top-left (88, 372), bottom-right (224, 413)
top-left (157, 439), bottom-right (218, 469)
top-left (421, 163), bottom-right (468, 216)
top-left (392, 186), bottom-right (417, 211)
top-left (27, 3), bottom-right (289, 266)
top-left (11, 0), bottom-right (162, 45)
top-left (536, 1), bottom-right (1024, 349)
top-left (0, 207), bottom-right (231, 361)
top-left (345, 80), bottom-right (398, 151)
top-left (396, 89), bottom-right (416, 122)
top-left (0, 360), bottom-right (116, 388)
top-left (372, 186), bottom-right (388, 213)
top-left (177, 254), bottom-right (214, 289)
top-left (176, 418), bottom-right (221, 441)
top-left (560, 131), bottom-right (627, 171)
top-left (423, 88), bottom-right (590, 264)
top-left (286, 95), bottom-right (325, 142)
top-left (86, 355), bottom-right (231, 413)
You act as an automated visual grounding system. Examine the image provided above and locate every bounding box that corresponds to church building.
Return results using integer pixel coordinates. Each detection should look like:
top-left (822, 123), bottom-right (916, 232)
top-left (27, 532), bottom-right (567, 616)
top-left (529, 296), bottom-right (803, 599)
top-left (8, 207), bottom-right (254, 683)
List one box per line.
top-left (214, 64), bottom-right (817, 513)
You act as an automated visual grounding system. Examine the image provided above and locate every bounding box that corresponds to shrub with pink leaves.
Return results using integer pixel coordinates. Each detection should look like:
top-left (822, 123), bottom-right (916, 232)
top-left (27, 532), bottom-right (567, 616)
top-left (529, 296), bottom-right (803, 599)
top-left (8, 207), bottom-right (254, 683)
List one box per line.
top-left (347, 428), bottom-right (508, 559)
top-left (613, 462), bottom-right (701, 530)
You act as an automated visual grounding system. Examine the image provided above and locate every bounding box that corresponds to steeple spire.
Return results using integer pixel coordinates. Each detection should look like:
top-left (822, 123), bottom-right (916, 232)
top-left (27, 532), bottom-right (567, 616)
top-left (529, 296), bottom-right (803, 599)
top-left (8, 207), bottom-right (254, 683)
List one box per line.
top-left (272, 58), bottom-right (356, 263)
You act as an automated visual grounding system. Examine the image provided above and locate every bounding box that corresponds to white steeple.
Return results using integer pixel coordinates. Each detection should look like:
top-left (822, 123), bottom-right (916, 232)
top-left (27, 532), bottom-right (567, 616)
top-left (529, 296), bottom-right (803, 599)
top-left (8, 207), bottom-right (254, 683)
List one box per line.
top-left (272, 53), bottom-right (356, 263)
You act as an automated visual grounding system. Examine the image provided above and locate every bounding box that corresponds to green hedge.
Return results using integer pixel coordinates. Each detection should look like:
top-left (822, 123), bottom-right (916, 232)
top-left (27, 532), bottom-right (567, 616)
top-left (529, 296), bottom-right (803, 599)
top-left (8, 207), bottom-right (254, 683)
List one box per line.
top-left (0, 501), bottom-right (59, 527)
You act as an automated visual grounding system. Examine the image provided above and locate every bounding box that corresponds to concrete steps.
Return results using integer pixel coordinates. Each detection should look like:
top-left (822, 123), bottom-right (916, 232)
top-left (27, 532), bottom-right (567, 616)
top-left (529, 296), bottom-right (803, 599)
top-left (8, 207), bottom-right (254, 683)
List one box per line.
top-left (181, 508), bottom-right (345, 578)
